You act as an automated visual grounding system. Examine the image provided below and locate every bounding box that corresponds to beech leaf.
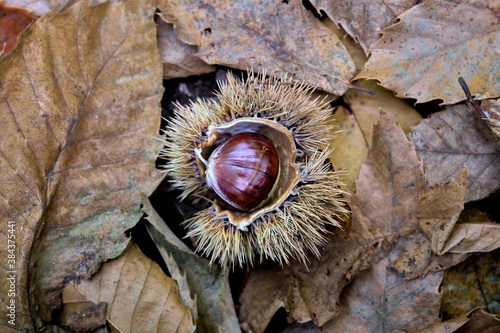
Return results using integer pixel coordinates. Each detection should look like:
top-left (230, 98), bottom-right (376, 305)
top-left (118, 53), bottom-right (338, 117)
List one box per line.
top-left (309, 0), bottom-right (418, 54)
top-left (409, 104), bottom-right (500, 202)
top-left (356, 0), bottom-right (500, 104)
top-left (240, 112), bottom-right (426, 329)
top-left (157, 0), bottom-right (355, 95)
top-left (61, 242), bottom-right (194, 333)
top-left (0, 0), bottom-right (163, 328)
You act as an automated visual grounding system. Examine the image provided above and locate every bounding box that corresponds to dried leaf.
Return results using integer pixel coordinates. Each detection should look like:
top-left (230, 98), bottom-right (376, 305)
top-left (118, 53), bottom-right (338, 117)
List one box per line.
top-left (322, 17), bottom-right (368, 75)
top-left (322, 255), bottom-right (442, 332)
top-left (442, 251), bottom-right (500, 319)
top-left (418, 167), bottom-right (500, 254)
top-left (329, 80), bottom-right (422, 191)
top-left (62, 242), bottom-right (194, 333)
top-left (356, 0), bottom-right (500, 104)
top-left (142, 195), bottom-right (241, 333)
top-left (157, 0), bottom-right (355, 95)
top-left (156, 16), bottom-right (215, 79)
top-left (3, 0), bottom-right (53, 16)
top-left (0, 3), bottom-right (36, 54)
top-left (3, 0), bottom-right (80, 16)
top-left (389, 232), bottom-right (468, 280)
top-left (240, 112), bottom-right (426, 330)
top-left (482, 99), bottom-right (500, 142)
top-left (0, 0), bottom-right (163, 328)
top-left (65, 302), bottom-right (107, 333)
top-left (413, 308), bottom-right (500, 333)
top-left (409, 104), bottom-right (500, 202)
top-left (309, 0), bottom-right (418, 54)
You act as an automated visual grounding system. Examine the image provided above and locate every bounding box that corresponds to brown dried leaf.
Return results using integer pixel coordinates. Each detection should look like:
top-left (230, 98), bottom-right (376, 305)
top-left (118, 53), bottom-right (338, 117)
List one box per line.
top-left (142, 196), bottom-right (241, 333)
top-left (482, 99), bottom-right (500, 142)
top-left (329, 80), bottom-right (422, 191)
top-left (442, 251), bottom-right (500, 319)
top-left (418, 167), bottom-right (500, 254)
top-left (0, 3), bottom-right (36, 54)
top-left (65, 302), bottom-right (107, 333)
top-left (156, 16), bottom-right (215, 80)
top-left (310, 0), bottom-right (418, 54)
top-left (62, 242), bottom-right (194, 333)
top-left (157, 0), bottom-right (355, 95)
top-left (356, 0), bottom-right (500, 104)
top-left (0, 0), bottom-right (163, 329)
top-left (412, 308), bottom-right (500, 333)
top-left (409, 104), bottom-right (500, 203)
top-left (322, 255), bottom-right (442, 332)
top-left (240, 112), bottom-right (426, 330)
top-left (322, 17), bottom-right (368, 75)
top-left (389, 232), bottom-right (468, 280)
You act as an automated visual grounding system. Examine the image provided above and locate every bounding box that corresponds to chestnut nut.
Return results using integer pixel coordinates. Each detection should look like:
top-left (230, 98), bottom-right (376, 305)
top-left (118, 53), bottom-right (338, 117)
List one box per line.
top-left (205, 132), bottom-right (279, 212)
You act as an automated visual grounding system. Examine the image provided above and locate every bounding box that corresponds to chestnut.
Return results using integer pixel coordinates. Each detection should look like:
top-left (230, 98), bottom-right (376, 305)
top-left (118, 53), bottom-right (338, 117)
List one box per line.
top-left (205, 132), bottom-right (279, 212)
top-left (161, 72), bottom-right (350, 267)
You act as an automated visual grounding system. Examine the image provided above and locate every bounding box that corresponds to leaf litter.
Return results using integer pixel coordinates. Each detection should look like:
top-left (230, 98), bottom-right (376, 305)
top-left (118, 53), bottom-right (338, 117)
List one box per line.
top-left (2, 0), bottom-right (500, 331)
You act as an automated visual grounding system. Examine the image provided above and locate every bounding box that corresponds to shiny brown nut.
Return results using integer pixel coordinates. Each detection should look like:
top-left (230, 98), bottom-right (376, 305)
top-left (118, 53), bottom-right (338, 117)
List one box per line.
top-left (205, 132), bottom-right (279, 212)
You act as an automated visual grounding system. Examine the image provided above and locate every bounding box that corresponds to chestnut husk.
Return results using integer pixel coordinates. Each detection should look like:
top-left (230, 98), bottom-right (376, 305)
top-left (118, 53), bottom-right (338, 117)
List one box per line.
top-left (160, 72), bottom-right (350, 267)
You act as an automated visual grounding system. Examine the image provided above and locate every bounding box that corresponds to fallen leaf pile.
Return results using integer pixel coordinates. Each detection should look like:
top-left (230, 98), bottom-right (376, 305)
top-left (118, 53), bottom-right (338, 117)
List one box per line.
top-left (0, 0), bottom-right (499, 332)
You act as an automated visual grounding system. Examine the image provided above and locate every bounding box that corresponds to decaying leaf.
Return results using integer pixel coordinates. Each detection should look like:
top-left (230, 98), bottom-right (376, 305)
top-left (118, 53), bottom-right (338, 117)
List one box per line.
top-left (482, 99), bottom-right (500, 142)
top-left (240, 112), bottom-right (426, 330)
top-left (329, 80), bottom-right (422, 191)
top-left (61, 242), bottom-right (194, 333)
top-left (0, 3), bottom-right (36, 54)
top-left (156, 16), bottom-right (215, 79)
top-left (413, 308), bottom-right (500, 333)
top-left (418, 167), bottom-right (500, 255)
top-left (309, 0), bottom-right (418, 54)
top-left (322, 254), bottom-right (442, 332)
top-left (0, 0), bottom-right (164, 329)
top-left (409, 104), bottom-right (500, 203)
top-left (142, 195), bottom-right (241, 333)
top-left (389, 231), bottom-right (468, 280)
top-left (357, 0), bottom-right (500, 104)
top-left (157, 0), bottom-right (355, 95)
top-left (65, 302), bottom-right (107, 333)
top-left (442, 250), bottom-right (500, 319)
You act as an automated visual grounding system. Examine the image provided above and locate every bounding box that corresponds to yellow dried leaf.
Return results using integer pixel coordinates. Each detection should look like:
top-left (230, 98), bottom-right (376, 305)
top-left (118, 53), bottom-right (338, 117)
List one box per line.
top-left (62, 242), bottom-right (195, 333)
top-left (329, 80), bottom-right (422, 191)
